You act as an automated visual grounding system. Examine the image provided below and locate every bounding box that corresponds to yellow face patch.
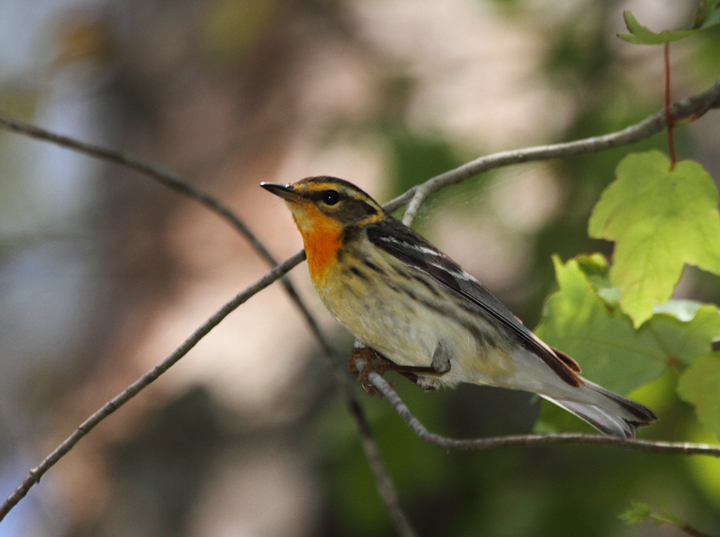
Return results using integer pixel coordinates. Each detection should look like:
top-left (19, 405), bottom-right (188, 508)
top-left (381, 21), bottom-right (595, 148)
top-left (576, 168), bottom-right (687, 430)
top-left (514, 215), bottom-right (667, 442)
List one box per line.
top-left (285, 200), bottom-right (343, 282)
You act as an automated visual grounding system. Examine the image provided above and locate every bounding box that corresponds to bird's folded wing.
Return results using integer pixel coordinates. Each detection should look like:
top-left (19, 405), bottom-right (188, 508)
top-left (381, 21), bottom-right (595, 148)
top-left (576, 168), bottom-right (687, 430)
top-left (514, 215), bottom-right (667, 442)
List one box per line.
top-left (367, 218), bottom-right (582, 387)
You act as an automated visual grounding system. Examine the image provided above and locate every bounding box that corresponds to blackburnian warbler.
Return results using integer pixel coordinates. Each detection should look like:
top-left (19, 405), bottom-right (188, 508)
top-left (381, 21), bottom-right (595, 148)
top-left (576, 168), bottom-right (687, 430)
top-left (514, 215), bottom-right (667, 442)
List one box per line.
top-left (261, 177), bottom-right (657, 438)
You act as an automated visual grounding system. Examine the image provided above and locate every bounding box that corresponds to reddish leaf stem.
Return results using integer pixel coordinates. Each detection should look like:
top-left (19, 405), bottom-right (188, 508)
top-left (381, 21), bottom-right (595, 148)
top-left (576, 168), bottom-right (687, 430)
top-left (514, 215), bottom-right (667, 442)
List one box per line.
top-left (681, 523), bottom-right (715, 537)
top-left (665, 43), bottom-right (676, 170)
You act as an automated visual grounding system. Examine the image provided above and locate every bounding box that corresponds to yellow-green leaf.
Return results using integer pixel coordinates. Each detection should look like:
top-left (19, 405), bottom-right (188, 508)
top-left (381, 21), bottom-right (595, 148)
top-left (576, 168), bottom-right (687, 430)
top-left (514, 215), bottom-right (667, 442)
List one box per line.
top-left (618, 11), bottom-right (695, 44)
top-left (618, 3), bottom-right (720, 45)
top-left (647, 304), bottom-right (720, 365)
top-left (589, 151), bottom-right (720, 327)
top-left (535, 256), bottom-right (667, 395)
top-left (677, 353), bottom-right (720, 438)
top-left (534, 257), bottom-right (720, 433)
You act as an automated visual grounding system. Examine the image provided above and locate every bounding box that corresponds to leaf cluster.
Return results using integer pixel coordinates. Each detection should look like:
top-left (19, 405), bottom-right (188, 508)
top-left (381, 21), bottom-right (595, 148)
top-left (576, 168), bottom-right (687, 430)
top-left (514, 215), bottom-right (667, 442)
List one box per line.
top-left (536, 151), bottom-right (720, 440)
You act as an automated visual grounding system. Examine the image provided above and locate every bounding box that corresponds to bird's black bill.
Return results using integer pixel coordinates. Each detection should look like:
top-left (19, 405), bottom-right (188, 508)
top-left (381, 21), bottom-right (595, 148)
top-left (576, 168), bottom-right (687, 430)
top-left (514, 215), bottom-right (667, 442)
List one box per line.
top-left (260, 182), bottom-right (302, 201)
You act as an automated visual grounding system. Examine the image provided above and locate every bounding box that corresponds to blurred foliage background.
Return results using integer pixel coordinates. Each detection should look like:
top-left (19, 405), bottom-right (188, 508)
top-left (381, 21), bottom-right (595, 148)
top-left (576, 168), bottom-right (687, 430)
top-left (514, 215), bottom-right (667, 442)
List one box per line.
top-left (0, 0), bottom-right (719, 536)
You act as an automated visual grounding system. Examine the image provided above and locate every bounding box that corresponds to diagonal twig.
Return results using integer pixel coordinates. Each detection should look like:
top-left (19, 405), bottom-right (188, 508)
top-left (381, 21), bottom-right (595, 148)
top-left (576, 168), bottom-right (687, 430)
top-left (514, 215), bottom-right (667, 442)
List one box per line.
top-left (0, 115), bottom-right (416, 535)
top-left (0, 114), bottom-right (332, 354)
top-left (0, 248), bottom-right (416, 532)
top-left (0, 253), bottom-right (301, 522)
top-left (0, 115), bottom-right (271, 259)
top-left (395, 77), bottom-right (720, 225)
top-left (2, 75), bottom-right (720, 530)
top-left (345, 395), bottom-right (418, 537)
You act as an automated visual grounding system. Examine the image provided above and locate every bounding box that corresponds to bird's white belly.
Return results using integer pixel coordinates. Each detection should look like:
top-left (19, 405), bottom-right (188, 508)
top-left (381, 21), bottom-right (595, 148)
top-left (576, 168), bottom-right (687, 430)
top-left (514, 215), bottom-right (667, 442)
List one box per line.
top-left (315, 267), bottom-right (497, 387)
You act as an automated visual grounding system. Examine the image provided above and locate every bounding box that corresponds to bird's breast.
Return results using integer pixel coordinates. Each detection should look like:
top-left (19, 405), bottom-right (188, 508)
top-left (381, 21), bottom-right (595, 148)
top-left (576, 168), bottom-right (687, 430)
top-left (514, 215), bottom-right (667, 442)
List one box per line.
top-left (315, 252), bottom-right (520, 388)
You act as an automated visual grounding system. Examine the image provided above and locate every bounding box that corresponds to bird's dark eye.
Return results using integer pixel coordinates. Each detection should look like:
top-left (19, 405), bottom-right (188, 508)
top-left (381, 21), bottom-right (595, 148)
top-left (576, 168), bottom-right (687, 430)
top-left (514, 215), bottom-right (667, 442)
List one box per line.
top-left (322, 190), bottom-right (340, 205)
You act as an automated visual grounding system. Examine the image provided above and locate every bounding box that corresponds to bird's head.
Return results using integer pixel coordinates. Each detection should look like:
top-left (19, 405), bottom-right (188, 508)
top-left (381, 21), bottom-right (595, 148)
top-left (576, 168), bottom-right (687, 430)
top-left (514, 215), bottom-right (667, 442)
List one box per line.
top-left (261, 176), bottom-right (386, 235)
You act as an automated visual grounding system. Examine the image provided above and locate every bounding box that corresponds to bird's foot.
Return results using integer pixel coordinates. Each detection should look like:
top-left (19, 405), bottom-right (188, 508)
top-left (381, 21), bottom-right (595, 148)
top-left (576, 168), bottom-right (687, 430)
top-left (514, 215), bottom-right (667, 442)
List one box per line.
top-left (349, 345), bottom-right (445, 394)
top-left (349, 346), bottom-right (394, 396)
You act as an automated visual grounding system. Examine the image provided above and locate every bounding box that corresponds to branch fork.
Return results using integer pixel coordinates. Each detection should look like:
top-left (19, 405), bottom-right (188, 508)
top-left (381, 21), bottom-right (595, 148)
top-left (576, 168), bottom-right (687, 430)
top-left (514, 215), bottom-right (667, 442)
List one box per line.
top-left (0, 76), bottom-right (719, 532)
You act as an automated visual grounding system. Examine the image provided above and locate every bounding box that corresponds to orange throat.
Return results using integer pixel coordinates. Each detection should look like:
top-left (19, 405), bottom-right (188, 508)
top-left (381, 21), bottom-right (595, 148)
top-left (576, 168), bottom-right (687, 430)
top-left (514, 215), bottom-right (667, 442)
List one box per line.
top-left (304, 227), bottom-right (342, 283)
top-left (289, 203), bottom-right (343, 283)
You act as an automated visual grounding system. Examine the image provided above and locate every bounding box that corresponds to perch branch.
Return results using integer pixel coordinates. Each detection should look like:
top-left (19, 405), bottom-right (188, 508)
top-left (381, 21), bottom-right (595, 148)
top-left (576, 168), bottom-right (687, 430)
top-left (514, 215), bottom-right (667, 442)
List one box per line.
top-left (365, 367), bottom-right (720, 457)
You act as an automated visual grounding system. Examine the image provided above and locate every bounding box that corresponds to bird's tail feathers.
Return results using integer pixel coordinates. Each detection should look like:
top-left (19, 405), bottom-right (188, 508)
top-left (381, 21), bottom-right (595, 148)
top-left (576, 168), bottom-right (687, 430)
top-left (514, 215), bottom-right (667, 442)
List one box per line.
top-left (541, 380), bottom-right (658, 439)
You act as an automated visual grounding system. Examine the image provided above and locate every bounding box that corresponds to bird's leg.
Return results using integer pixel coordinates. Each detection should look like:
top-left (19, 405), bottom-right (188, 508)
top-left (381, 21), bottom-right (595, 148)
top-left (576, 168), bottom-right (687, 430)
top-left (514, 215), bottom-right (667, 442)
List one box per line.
top-left (398, 342), bottom-right (452, 390)
top-left (349, 345), bottom-right (396, 396)
top-left (349, 341), bottom-right (452, 394)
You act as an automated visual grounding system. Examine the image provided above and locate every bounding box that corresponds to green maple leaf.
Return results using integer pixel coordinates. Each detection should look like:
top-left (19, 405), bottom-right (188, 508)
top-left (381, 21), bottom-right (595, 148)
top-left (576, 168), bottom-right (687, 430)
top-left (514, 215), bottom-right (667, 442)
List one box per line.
top-left (648, 304), bottom-right (720, 365)
top-left (618, 2), bottom-right (720, 45)
top-left (589, 151), bottom-right (720, 327)
top-left (677, 353), bottom-right (720, 439)
top-left (535, 256), bottom-right (666, 395)
top-left (534, 256), bottom-right (720, 434)
top-left (618, 12), bottom-right (694, 44)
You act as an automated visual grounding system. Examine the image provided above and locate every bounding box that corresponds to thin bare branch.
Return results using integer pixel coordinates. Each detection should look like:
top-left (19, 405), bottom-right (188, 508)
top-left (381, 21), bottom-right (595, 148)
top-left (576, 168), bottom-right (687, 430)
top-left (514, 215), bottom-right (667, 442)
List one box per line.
top-left (346, 396), bottom-right (419, 537)
top-left (2, 75), bottom-right (719, 530)
top-left (308, 341), bottom-right (417, 536)
top-left (0, 115), bottom-right (415, 534)
top-left (397, 77), bottom-right (720, 225)
top-left (366, 368), bottom-right (720, 457)
top-left (0, 114), bottom-right (332, 355)
top-left (0, 118), bottom-right (329, 355)
top-left (0, 253), bottom-right (304, 522)
top-left (0, 115), bottom-right (265, 255)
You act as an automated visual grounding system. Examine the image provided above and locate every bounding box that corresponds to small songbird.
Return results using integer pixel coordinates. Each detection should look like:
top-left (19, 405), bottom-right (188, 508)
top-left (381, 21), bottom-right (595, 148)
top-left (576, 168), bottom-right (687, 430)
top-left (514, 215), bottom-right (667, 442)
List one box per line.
top-left (261, 177), bottom-right (657, 438)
